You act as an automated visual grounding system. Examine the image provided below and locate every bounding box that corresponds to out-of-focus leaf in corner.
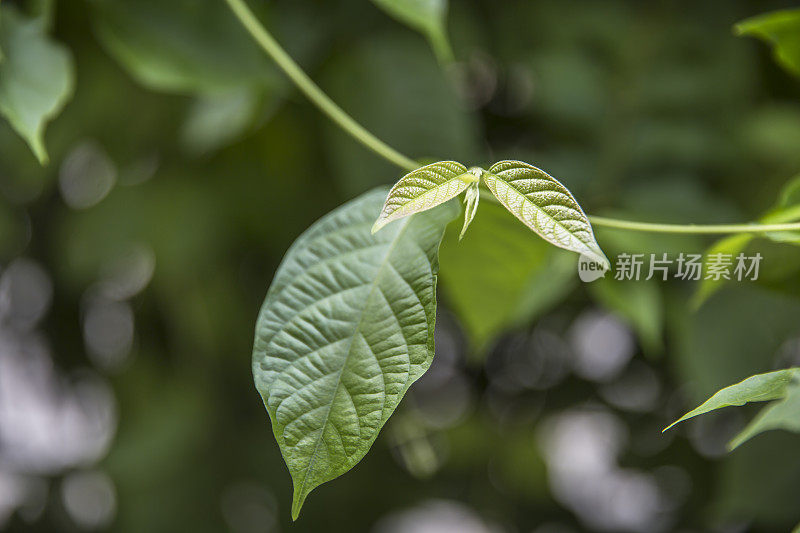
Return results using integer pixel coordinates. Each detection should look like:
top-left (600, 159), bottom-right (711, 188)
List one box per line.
top-left (730, 380), bottom-right (800, 449)
top-left (370, 0), bottom-right (454, 64)
top-left (665, 368), bottom-right (800, 431)
top-left (736, 9), bottom-right (800, 78)
top-left (89, 0), bottom-right (284, 153)
top-left (0, 4), bottom-right (74, 164)
top-left (439, 201), bottom-right (575, 352)
top-left (589, 277), bottom-right (663, 355)
top-left (89, 0), bottom-right (277, 93)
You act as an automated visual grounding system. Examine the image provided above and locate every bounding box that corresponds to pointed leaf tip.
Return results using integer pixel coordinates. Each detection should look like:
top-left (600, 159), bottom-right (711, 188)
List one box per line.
top-left (0, 5), bottom-right (73, 165)
top-left (665, 368), bottom-right (800, 432)
top-left (458, 183), bottom-right (480, 241)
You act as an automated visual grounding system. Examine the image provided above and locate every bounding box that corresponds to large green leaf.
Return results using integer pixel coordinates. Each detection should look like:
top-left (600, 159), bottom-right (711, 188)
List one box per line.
top-left (253, 188), bottom-right (457, 519)
top-left (665, 368), bottom-right (800, 431)
top-left (730, 381), bottom-right (800, 449)
top-left (372, 161), bottom-right (473, 233)
top-left (0, 5), bottom-right (73, 164)
top-left (370, 0), bottom-right (454, 64)
top-left (483, 160), bottom-right (610, 269)
top-left (736, 9), bottom-right (800, 77)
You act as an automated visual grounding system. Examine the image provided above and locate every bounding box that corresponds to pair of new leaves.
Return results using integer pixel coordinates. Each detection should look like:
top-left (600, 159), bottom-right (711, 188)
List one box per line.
top-left (254, 159), bottom-right (608, 520)
top-left (372, 160), bottom-right (610, 270)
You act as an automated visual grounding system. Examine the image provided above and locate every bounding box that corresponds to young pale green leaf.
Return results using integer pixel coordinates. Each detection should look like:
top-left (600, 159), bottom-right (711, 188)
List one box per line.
top-left (483, 160), bottom-right (610, 270)
top-left (370, 0), bottom-right (454, 63)
top-left (735, 9), bottom-right (800, 77)
top-left (664, 368), bottom-right (800, 432)
top-left (253, 188), bottom-right (457, 520)
top-left (0, 5), bottom-right (73, 164)
top-left (459, 182), bottom-right (480, 240)
top-left (372, 161), bottom-right (473, 234)
top-left (729, 381), bottom-right (800, 450)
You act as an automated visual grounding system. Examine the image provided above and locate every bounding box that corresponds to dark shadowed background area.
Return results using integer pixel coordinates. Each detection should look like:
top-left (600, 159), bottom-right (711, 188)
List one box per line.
top-left (2, 0), bottom-right (800, 531)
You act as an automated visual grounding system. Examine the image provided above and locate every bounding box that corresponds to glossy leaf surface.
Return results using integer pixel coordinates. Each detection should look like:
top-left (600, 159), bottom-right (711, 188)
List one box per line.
top-left (372, 161), bottom-right (471, 233)
top-left (484, 160), bottom-right (609, 269)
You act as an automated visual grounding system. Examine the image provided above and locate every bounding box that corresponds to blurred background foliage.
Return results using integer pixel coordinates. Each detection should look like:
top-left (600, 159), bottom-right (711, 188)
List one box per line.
top-left (2, 0), bottom-right (800, 531)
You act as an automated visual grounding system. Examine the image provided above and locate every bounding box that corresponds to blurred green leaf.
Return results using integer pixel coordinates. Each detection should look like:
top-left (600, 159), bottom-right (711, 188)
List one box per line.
top-left (484, 160), bottom-right (610, 269)
top-left (665, 368), bottom-right (800, 431)
top-left (736, 9), bottom-right (800, 77)
top-left (179, 87), bottom-right (261, 154)
top-left (691, 234), bottom-right (754, 309)
top-left (89, 0), bottom-right (284, 152)
top-left (372, 161), bottom-right (472, 233)
top-left (730, 381), bottom-right (800, 449)
top-left (439, 201), bottom-right (575, 350)
top-left (370, 0), bottom-right (454, 63)
top-left (0, 4), bottom-right (73, 164)
top-left (695, 174), bottom-right (800, 307)
top-left (89, 0), bottom-right (277, 93)
top-left (252, 189), bottom-right (456, 519)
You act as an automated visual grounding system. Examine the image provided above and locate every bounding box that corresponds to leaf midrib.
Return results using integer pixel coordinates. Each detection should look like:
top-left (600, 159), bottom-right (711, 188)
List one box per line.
top-left (292, 214), bottom-right (417, 510)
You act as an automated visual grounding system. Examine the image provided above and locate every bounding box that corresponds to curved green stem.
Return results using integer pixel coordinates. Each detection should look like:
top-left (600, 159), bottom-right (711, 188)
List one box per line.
top-left (224, 0), bottom-right (418, 172)
top-left (478, 188), bottom-right (800, 235)
top-left (227, 0), bottom-right (800, 237)
top-left (588, 216), bottom-right (800, 235)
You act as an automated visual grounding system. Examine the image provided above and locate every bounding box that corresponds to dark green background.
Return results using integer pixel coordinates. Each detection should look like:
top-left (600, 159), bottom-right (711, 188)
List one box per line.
top-left (2, 0), bottom-right (800, 531)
